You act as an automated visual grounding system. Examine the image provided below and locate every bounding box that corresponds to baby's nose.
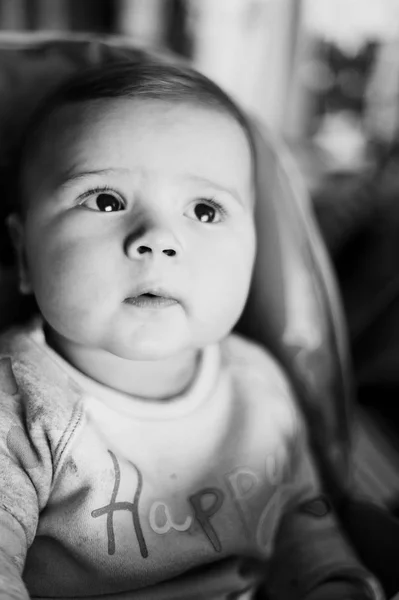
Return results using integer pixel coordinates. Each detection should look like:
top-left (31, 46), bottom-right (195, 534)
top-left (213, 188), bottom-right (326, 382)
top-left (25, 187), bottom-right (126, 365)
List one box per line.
top-left (125, 226), bottom-right (180, 259)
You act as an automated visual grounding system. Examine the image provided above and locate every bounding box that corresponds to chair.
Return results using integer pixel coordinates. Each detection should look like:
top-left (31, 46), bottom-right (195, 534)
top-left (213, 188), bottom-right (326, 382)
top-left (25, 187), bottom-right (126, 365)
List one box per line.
top-left (0, 31), bottom-right (398, 598)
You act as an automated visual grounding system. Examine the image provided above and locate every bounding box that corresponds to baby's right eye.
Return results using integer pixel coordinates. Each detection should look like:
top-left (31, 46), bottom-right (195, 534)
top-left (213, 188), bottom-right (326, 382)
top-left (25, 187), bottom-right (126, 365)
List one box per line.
top-left (80, 191), bottom-right (126, 212)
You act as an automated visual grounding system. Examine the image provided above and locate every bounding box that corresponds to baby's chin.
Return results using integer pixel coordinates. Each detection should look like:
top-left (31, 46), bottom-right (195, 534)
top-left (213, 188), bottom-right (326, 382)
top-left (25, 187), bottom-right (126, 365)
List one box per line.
top-left (104, 317), bottom-right (234, 362)
top-left (105, 334), bottom-right (197, 363)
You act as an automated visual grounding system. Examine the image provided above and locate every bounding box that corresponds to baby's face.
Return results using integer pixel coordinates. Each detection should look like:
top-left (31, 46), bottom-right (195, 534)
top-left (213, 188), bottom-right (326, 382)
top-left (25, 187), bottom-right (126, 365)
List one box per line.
top-left (18, 98), bottom-right (256, 360)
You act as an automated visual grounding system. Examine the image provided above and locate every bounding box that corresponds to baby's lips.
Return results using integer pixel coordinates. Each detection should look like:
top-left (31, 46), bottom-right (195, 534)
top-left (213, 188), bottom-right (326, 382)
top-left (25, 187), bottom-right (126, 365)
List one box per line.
top-left (124, 283), bottom-right (184, 308)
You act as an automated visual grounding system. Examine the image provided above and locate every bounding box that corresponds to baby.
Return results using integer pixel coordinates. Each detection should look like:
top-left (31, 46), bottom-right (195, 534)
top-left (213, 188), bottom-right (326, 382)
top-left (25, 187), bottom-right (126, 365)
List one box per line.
top-left (0, 60), bottom-right (383, 600)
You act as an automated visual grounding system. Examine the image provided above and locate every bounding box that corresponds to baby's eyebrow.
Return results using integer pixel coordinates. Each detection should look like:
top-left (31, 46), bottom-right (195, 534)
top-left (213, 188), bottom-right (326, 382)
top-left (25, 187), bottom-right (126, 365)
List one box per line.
top-left (57, 167), bottom-right (131, 188)
top-left (182, 174), bottom-right (244, 206)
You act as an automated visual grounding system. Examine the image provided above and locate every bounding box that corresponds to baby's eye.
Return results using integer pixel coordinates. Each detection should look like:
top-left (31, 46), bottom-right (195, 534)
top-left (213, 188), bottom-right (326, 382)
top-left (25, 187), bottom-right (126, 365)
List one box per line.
top-left (80, 191), bottom-right (126, 212)
top-left (189, 199), bottom-right (225, 224)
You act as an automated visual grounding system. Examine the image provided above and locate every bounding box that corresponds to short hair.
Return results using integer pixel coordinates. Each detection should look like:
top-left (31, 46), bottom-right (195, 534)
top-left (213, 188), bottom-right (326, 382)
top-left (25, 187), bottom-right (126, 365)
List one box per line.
top-left (13, 60), bottom-right (257, 214)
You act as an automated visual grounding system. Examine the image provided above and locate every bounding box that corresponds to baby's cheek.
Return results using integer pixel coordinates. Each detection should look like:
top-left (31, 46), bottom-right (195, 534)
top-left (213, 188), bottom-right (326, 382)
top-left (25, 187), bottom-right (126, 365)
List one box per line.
top-left (218, 263), bottom-right (251, 315)
top-left (28, 240), bottom-right (103, 326)
top-left (194, 254), bottom-right (252, 340)
top-left (220, 238), bottom-right (254, 293)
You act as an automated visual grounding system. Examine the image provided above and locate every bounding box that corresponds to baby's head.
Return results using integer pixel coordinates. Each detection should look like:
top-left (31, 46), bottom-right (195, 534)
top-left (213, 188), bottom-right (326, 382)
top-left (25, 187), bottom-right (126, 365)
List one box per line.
top-left (9, 60), bottom-right (257, 363)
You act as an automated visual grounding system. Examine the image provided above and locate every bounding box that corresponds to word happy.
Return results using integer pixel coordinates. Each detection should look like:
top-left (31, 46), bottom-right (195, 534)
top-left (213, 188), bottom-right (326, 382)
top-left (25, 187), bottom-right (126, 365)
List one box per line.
top-left (92, 450), bottom-right (287, 557)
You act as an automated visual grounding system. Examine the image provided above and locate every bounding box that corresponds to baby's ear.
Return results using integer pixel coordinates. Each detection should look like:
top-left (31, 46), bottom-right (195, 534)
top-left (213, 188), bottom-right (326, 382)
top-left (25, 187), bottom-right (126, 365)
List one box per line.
top-left (6, 214), bottom-right (32, 295)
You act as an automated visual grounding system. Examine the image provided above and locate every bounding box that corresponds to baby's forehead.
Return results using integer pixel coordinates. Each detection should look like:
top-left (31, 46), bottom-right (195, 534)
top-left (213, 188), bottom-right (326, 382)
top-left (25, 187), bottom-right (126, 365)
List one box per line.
top-left (28, 96), bottom-right (253, 165)
top-left (33, 96), bottom-right (247, 141)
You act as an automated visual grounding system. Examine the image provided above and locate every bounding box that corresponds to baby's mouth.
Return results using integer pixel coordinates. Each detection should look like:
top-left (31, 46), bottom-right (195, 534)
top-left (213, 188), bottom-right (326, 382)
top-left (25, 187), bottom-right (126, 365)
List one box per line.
top-left (124, 292), bottom-right (179, 309)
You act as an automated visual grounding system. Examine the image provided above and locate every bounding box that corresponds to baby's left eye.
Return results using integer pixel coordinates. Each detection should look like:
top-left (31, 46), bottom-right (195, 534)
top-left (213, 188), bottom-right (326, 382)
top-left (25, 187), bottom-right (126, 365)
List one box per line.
top-left (188, 200), bottom-right (225, 224)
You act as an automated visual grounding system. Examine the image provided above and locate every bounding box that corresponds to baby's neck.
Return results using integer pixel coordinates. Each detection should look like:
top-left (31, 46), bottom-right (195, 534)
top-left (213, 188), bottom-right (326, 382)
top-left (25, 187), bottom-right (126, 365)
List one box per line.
top-left (45, 327), bottom-right (200, 400)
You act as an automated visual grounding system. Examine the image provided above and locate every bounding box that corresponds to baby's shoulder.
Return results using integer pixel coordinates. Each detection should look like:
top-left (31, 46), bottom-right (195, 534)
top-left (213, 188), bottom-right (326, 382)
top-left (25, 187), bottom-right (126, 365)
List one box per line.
top-left (220, 333), bottom-right (291, 391)
top-left (219, 333), bottom-right (301, 434)
top-left (0, 319), bottom-right (82, 431)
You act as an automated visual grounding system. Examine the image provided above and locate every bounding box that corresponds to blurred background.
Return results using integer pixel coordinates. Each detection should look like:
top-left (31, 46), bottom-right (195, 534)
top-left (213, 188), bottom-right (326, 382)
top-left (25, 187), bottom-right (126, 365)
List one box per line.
top-left (2, 0), bottom-right (399, 509)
